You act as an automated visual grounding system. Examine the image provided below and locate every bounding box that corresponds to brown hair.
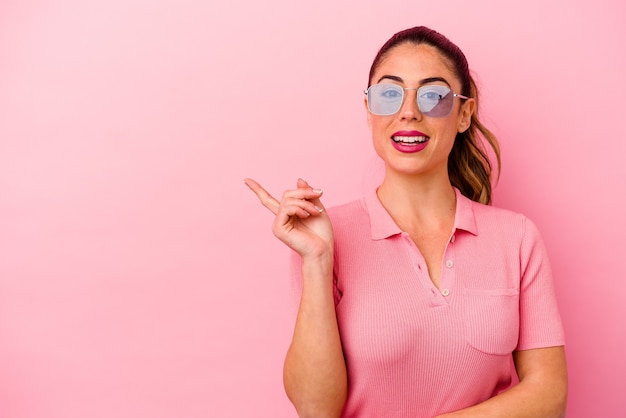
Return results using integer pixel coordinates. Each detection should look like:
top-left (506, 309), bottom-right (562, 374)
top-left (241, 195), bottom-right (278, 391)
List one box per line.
top-left (368, 26), bottom-right (500, 205)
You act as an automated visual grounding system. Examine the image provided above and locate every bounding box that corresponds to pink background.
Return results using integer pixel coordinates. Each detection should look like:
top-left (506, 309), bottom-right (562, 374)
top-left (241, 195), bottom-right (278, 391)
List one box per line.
top-left (1, 0), bottom-right (624, 417)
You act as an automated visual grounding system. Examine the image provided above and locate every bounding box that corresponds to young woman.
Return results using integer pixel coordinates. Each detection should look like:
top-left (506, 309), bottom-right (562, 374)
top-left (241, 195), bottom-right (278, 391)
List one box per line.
top-left (245, 26), bottom-right (567, 418)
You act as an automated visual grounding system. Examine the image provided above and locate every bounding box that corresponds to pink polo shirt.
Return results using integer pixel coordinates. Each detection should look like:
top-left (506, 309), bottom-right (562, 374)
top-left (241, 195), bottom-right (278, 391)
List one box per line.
top-left (291, 188), bottom-right (564, 417)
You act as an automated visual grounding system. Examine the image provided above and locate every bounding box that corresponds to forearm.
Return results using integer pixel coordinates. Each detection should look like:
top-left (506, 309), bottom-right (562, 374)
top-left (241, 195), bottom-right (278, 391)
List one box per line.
top-left (436, 381), bottom-right (566, 418)
top-left (284, 254), bottom-right (347, 418)
top-left (436, 347), bottom-right (568, 418)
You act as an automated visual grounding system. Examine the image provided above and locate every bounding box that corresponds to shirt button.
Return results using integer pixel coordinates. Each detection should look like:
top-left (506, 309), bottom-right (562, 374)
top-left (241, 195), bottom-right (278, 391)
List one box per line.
top-left (445, 259), bottom-right (454, 268)
top-left (441, 288), bottom-right (450, 297)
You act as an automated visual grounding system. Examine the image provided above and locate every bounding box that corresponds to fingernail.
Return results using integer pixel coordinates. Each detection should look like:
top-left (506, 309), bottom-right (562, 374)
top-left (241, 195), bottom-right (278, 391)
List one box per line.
top-left (312, 188), bottom-right (323, 194)
top-left (314, 205), bottom-right (324, 213)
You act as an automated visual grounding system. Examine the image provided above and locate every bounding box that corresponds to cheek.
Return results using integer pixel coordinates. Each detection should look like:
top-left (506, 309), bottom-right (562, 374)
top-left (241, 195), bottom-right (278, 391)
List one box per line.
top-left (441, 125), bottom-right (459, 144)
top-left (370, 121), bottom-right (392, 147)
top-left (369, 119), bottom-right (390, 157)
top-left (369, 115), bottom-right (391, 135)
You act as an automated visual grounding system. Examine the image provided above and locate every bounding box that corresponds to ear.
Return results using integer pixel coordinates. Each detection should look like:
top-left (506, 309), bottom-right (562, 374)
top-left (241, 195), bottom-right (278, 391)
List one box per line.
top-left (457, 98), bottom-right (475, 133)
top-left (365, 96), bottom-right (373, 130)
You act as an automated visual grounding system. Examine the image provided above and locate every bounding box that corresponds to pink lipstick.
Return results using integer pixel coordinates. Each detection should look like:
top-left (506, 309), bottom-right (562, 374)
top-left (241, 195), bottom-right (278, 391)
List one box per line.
top-left (391, 130), bottom-right (430, 153)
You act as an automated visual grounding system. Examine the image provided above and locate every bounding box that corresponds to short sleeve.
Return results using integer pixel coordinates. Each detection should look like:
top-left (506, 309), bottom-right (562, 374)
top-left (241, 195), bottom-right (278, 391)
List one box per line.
top-left (516, 217), bottom-right (565, 350)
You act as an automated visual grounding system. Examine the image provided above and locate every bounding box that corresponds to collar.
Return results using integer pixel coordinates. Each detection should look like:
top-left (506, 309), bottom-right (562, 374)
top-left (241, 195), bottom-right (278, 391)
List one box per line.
top-left (363, 186), bottom-right (479, 240)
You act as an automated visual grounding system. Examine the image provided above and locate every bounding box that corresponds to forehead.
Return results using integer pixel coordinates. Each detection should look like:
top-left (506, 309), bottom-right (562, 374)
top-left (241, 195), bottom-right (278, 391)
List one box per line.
top-left (373, 43), bottom-right (459, 86)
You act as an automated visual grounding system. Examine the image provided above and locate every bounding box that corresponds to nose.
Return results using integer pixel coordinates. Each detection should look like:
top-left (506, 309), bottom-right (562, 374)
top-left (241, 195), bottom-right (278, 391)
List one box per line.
top-left (398, 88), bottom-right (422, 121)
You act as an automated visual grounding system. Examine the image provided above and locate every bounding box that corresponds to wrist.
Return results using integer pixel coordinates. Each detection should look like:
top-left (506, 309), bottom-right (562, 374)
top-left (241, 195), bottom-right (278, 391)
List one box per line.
top-left (301, 251), bottom-right (333, 276)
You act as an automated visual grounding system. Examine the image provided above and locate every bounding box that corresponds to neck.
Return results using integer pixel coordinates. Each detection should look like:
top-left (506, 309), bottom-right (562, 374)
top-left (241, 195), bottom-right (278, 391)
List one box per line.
top-left (377, 171), bottom-right (456, 232)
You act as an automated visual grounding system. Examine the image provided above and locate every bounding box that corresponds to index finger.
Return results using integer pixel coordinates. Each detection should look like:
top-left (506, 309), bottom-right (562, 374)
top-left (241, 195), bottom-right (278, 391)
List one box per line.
top-left (243, 178), bottom-right (280, 215)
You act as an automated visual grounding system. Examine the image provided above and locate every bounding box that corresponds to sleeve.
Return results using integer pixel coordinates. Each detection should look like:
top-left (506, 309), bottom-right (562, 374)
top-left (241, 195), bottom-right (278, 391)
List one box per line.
top-left (516, 217), bottom-right (566, 351)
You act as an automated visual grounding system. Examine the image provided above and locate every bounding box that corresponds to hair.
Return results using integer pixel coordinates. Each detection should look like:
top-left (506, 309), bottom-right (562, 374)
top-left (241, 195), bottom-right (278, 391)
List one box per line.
top-left (368, 26), bottom-right (501, 205)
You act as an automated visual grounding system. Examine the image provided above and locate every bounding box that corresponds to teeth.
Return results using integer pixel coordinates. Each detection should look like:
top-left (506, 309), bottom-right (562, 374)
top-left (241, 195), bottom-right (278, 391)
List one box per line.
top-left (393, 136), bottom-right (428, 144)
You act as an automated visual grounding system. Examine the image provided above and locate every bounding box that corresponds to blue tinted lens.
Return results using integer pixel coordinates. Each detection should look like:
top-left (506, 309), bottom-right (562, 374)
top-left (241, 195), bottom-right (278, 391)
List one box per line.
top-left (367, 84), bottom-right (404, 115)
top-left (418, 85), bottom-right (453, 117)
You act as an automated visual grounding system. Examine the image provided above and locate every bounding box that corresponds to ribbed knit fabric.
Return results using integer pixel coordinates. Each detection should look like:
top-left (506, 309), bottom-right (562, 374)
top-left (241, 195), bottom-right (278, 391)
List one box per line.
top-left (290, 188), bottom-right (565, 417)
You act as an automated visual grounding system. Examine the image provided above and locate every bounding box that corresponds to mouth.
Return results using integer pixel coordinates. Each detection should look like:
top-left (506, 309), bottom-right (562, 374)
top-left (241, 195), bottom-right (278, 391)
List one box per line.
top-left (390, 130), bottom-right (430, 153)
top-left (392, 135), bottom-right (429, 144)
top-left (391, 130), bottom-right (430, 145)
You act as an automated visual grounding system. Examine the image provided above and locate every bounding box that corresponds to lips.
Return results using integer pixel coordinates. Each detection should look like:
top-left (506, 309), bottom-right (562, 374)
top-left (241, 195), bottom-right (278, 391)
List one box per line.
top-left (390, 130), bottom-right (430, 153)
top-left (391, 130), bottom-right (430, 145)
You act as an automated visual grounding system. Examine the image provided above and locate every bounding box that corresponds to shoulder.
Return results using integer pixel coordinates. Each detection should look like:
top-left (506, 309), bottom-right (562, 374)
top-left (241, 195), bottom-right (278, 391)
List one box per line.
top-left (327, 199), bottom-right (367, 223)
top-left (471, 200), bottom-right (538, 236)
top-left (326, 198), bottom-right (373, 243)
top-left (459, 198), bottom-right (546, 256)
top-left (472, 199), bottom-right (524, 220)
top-left (327, 199), bottom-right (368, 230)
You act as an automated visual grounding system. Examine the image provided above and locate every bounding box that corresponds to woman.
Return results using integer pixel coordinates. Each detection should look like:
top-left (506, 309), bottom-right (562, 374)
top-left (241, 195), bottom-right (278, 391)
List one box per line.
top-left (245, 26), bottom-right (567, 418)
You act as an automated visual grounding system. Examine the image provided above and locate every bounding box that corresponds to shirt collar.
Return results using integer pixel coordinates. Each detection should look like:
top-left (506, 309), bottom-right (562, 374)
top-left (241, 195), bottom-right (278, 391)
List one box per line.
top-left (363, 186), bottom-right (478, 240)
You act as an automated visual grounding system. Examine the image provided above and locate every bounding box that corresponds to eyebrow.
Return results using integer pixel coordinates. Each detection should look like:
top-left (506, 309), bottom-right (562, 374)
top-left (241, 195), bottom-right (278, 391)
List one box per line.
top-left (376, 75), bottom-right (451, 87)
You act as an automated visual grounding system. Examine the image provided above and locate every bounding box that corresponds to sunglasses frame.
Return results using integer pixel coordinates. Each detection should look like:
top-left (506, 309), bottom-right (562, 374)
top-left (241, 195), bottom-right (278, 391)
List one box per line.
top-left (365, 83), bottom-right (471, 117)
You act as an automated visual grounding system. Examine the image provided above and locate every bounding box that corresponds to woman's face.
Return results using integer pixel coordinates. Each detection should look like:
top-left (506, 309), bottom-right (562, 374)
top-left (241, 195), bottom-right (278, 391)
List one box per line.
top-left (366, 42), bottom-right (474, 180)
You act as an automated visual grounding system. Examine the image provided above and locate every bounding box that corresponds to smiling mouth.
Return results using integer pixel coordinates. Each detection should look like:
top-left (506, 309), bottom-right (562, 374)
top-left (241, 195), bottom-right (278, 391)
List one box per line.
top-left (392, 135), bottom-right (429, 144)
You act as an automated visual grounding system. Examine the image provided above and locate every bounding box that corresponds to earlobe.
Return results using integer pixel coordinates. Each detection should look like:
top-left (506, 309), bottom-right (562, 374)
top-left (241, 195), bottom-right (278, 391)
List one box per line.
top-left (365, 98), bottom-right (373, 129)
top-left (458, 117), bottom-right (470, 133)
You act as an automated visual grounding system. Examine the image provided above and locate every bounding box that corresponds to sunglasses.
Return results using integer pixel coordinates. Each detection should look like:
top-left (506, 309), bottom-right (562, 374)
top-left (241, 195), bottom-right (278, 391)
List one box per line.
top-left (365, 83), bottom-right (470, 117)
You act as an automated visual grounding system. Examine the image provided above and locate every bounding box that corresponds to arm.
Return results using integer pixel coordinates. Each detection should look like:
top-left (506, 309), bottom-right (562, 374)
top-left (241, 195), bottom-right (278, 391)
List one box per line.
top-left (284, 253), bottom-right (347, 418)
top-left (436, 346), bottom-right (568, 418)
top-left (244, 178), bottom-right (347, 418)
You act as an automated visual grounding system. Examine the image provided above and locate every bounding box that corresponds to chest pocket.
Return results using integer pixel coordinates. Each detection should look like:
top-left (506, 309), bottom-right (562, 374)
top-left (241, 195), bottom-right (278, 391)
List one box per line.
top-left (463, 288), bottom-right (519, 355)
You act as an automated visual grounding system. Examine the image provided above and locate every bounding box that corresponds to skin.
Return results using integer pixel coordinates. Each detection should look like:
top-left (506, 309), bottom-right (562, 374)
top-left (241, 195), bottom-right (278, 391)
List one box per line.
top-left (365, 43), bottom-right (474, 287)
top-left (243, 177), bottom-right (346, 418)
top-left (245, 41), bottom-right (567, 418)
top-left (367, 44), bottom-right (473, 187)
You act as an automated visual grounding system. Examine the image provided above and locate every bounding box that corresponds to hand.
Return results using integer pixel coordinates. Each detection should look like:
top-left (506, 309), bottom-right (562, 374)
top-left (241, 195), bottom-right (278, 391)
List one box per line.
top-left (244, 178), bottom-right (334, 259)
